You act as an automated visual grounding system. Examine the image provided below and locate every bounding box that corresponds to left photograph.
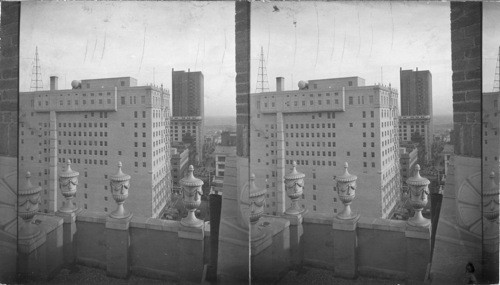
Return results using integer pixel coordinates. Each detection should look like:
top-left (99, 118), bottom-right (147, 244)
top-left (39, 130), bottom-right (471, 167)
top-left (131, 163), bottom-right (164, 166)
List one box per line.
top-left (17, 1), bottom-right (236, 283)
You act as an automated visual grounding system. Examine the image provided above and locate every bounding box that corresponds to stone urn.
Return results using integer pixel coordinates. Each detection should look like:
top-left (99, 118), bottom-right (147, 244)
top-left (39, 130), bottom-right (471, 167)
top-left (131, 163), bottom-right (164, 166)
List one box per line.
top-left (18, 171), bottom-right (42, 238)
top-left (180, 165), bottom-right (204, 227)
top-left (335, 162), bottom-right (358, 219)
top-left (109, 161), bottom-right (131, 219)
top-left (59, 159), bottom-right (79, 213)
top-left (284, 161), bottom-right (306, 215)
top-left (484, 171), bottom-right (499, 222)
top-left (406, 164), bottom-right (430, 227)
top-left (249, 173), bottom-right (267, 241)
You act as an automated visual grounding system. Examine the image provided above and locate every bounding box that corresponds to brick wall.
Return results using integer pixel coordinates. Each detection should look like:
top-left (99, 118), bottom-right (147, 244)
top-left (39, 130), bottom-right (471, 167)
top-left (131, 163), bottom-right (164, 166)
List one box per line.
top-left (450, 2), bottom-right (481, 157)
top-left (235, 1), bottom-right (250, 158)
top-left (0, 2), bottom-right (19, 157)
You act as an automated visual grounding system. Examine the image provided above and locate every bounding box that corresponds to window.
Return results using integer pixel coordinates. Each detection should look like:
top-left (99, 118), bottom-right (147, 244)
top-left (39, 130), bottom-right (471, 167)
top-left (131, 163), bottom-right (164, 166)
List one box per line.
top-left (348, 97), bottom-right (353, 105)
top-left (121, 96), bottom-right (125, 105)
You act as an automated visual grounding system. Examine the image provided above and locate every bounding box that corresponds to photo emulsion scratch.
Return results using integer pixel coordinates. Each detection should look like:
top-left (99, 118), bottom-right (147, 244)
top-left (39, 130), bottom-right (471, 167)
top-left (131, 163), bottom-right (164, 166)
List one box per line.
top-left (0, 1), bottom-right (498, 285)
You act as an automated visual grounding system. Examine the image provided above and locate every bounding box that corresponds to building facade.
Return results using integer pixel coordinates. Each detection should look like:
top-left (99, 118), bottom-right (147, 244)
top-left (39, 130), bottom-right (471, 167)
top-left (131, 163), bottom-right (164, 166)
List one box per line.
top-left (170, 116), bottom-right (203, 163)
top-left (171, 69), bottom-right (205, 163)
top-left (170, 145), bottom-right (190, 194)
top-left (399, 68), bottom-right (433, 162)
top-left (400, 147), bottom-right (418, 186)
top-left (19, 76), bottom-right (172, 218)
top-left (398, 115), bottom-right (432, 162)
top-left (250, 76), bottom-right (401, 218)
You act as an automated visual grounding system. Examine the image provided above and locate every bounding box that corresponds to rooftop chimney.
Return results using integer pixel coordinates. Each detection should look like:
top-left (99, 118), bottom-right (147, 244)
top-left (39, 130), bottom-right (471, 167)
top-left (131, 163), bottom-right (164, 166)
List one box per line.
top-left (50, 76), bottom-right (58, 91)
top-left (276, 77), bottom-right (284, 92)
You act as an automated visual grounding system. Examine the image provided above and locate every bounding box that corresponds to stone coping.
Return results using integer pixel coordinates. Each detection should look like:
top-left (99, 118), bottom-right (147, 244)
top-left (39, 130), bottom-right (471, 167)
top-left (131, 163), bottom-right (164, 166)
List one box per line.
top-left (302, 212), bottom-right (334, 224)
top-left (75, 210), bottom-right (211, 237)
top-left (260, 215), bottom-right (290, 235)
top-left (358, 217), bottom-right (407, 232)
top-left (33, 213), bottom-right (64, 234)
top-left (76, 210), bottom-right (108, 224)
top-left (301, 213), bottom-right (430, 234)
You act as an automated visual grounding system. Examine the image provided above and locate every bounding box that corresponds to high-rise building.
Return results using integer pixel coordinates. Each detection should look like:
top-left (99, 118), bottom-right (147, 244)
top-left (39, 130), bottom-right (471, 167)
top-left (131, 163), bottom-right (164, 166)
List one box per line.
top-left (399, 68), bottom-right (433, 162)
top-left (19, 76), bottom-right (172, 218)
top-left (171, 69), bottom-right (204, 162)
top-left (250, 76), bottom-right (401, 218)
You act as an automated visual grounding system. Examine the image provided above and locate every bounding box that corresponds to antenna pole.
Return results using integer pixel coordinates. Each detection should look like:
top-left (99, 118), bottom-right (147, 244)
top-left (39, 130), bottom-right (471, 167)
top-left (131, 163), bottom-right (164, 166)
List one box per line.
top-left (256, 46), bottom-right (270, 93)
top-left (30, 46), bottom-right (44, 91)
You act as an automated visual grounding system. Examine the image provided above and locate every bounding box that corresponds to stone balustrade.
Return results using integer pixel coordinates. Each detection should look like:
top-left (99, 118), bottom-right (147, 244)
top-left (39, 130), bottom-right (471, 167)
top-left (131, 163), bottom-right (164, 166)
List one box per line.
top-left (17, 160), bottom-right (432, 284)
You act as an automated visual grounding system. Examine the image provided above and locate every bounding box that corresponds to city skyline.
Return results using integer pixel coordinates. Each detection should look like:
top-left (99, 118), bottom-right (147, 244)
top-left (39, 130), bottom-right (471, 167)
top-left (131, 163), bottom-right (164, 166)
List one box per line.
top-left (251, 2), bottom-right (453, 117)
top-left (19, 1), bottom-right (236, 117)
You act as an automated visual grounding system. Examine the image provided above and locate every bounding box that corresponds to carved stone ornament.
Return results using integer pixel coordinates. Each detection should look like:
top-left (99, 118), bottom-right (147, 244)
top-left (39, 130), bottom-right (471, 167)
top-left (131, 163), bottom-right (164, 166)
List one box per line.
top-left (109, 161), bottom-right (131, 219)
top-left (249, 173), bottom-right (267, 241)
top-left (335, 162), bottom-right (358, 220)
top-left (406, 164), bottom-right (431, 227)
top-left (59, 159), bottom-right (79, 213)
top-left (484, 171), bottom-right (499, 223)
top-left (284, 161), bottom-right (306, 215)
top-left (180, 165), bottom-right (204, 227)
top-left (18, 171), bottom-right (42, 238)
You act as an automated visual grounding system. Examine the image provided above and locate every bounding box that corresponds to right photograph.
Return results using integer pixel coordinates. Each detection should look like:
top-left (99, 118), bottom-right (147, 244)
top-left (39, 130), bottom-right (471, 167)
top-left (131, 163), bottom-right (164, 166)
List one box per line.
top-left (247, 2), bottom-right (496, 284)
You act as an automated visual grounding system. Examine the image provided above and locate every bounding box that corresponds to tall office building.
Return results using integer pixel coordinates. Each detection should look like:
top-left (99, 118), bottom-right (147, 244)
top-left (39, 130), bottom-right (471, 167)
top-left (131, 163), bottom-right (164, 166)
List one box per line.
top-left (399, 68), bottom-right (433, 162)
top-left (250, 76), bottom-right (401, 218)
top-left (19, 76), bottom-right (172, 218)
top-left (171, 69), bottom-right (204, 163)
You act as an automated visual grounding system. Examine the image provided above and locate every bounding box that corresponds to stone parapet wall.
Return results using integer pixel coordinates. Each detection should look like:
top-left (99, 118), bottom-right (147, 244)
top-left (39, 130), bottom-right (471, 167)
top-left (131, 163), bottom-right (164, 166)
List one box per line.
top-left (73, 210), bottom-right (209, 282)
top-left (300, 212), bottom-right (430, 282)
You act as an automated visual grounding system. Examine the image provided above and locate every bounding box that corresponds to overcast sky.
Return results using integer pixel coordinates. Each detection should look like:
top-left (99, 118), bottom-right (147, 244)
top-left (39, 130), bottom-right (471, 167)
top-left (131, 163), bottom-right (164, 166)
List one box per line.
top-left (251, 2), bottom-right (453, 117)
top-left (20, 1), bottom-right (236, 117)
top-left (483, 3), bottom-right (500, 92)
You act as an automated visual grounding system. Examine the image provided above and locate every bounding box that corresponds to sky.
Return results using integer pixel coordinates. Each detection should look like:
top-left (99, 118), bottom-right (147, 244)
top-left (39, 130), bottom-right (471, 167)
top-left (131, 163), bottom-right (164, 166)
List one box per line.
top-left (19, 1), bottom-right (236, 117)
top-left (483, 3), bottom-right (500, 92)
top-left (251, 2), bottom-right (453, 117)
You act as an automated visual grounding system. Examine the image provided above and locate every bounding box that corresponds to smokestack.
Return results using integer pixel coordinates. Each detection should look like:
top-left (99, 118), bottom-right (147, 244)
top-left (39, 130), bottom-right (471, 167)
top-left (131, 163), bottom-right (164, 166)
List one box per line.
top-left (276, 77), bottom-right (284, 92)
top-left (50, 76), bottom-right (58, 91)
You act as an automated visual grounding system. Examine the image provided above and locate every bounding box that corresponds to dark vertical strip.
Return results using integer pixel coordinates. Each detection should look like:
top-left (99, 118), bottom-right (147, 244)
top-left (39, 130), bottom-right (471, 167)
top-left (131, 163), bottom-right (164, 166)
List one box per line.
top-left (235, 1), bottom-right (250, 159)
top-left (0, 1), bottom-right (20, 283)
top-left (207, 193), bottom-right (222, 281)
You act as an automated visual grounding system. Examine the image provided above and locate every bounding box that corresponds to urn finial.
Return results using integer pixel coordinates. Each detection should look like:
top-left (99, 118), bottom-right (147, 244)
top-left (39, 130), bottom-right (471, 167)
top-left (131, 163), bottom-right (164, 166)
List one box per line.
top-left (335, 162), bottom-right (358, 220)
top-left (406, 164), bottom-right (431, 227)
top-left (284, 161), bottom-right (306, 215)
top-left (180, 165), bottom-right (204, 227)
top-left (58, 159), bottom-right (79, 213)
top-left (109, 161), bottom-right (131, 219)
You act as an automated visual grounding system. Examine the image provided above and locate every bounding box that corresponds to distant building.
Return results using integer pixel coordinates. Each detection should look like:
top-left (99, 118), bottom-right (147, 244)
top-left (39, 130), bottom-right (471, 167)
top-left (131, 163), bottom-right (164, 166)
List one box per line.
top-left (19, 76), bottom-right (172, 218)
top-left (171, 145), bottom-right (190, 194)
top-left (250, 76), bottom-right (401, 218)
top-left (398, 115), bottom-right (432, 162)
top-left (220, 131), bottom-right (237, 146)
top-left (400, 147), bottom-right (418, 185)
top-left (399, 68), bottom-right (433, 162)
top-left (171, 69), bottom-right (204, 163)
top-left (170, 116), bottom-right (203, 163)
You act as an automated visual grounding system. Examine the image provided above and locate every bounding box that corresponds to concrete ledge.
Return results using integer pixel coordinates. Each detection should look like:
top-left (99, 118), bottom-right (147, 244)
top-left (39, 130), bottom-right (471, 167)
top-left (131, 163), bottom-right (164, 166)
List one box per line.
top-left (358, 265), bottom-right (407, 281)
top-left (18, 232), bottom-right (46, 253)
top-left (358, 216), bottom-right (406, 232)
top-left (282, 212), bottom-right (304, 225)
top-left (130, 216), bottom-right (180, 232)
top-left (34, 214), bottom-right (64, 234)
top-left (260, 215), bottom-right (290, 235)
top-left (106, 215), bottom-right (132, 230)
top-left (303, 212), bottom-right (334, 224)
top-left (56, 210), bottom-right (79, 223)
top-left (332, 215), bottom-right (360, 231)
top-left (130, 265), bottom-right (178, 282)
top-left (76, 210), bottom-right (107, 223)
top-left (405, 224), bottom-right (431, 239)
